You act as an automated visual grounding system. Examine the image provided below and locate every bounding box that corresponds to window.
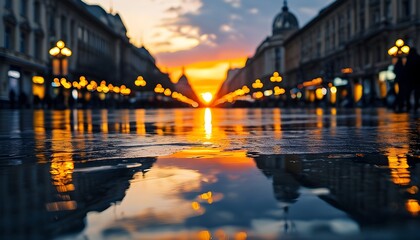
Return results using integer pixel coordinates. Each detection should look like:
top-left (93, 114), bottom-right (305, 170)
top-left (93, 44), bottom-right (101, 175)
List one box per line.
top-left (325, 22), bottom-right (330, 51)
top-left (275, 48), bottom-right (281, 71)
top-left (347, 9), bottom-right (352, 39)
top-left (5, 0), bottom-right (12, 9)
top-left (78, 26), bottom-right (83, 40)
top-left (48, 12), bottom-right (55, 36)
top-left (316, 30), bottom-right (321, 57)
top-left (34, 1), bottom-right (41, 23)
top-left (369, 0), bottom-right (380, 26)
top-left (20, 0), bottom-right (27, 16)
top-left (4, 26), bottom-right (13, 49)
top-left (359, 1), bottom-right (365, 32)
top-left (61, 16), bottom-right (67, 41)
top-left (34, 36), bottom-right (42, 59)
top-left (20, 32), bottom-right (27, 54)
top-left (338, 15), bottom-right (345, 45)
top-left (376, 45), bottom-right (381, 62)
top-left (384, 0), bottom-right (392, 21)
top-left (84, 29), bottom-right (88, 43)
top-left (402, 0), bottom-right (411, 19)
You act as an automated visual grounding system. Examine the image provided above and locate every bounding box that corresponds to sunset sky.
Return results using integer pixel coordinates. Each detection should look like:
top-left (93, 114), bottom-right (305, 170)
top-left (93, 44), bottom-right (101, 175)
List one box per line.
top-left (84, 0), bottom-right (334, 97)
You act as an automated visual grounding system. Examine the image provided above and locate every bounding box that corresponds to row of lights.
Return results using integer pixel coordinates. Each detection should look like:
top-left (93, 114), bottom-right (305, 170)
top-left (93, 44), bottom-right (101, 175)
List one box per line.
top-left (154, 84), bottom-right (199, 107)
top-left (217, 71), bottom-right (286, 104)
top-left (52, 76), bottom-right (132, 96)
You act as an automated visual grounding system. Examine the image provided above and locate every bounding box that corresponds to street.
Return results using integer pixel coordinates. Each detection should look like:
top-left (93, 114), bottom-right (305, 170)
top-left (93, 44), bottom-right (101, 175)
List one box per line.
top-left (0, 108), bottom-right (420, 239)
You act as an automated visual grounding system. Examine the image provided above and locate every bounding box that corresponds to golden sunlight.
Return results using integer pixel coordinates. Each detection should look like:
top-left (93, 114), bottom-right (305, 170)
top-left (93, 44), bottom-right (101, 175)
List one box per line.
top-left (201, 92), bottom-right (213, 104)
top-left (160, 57), bottom-right (247, 97)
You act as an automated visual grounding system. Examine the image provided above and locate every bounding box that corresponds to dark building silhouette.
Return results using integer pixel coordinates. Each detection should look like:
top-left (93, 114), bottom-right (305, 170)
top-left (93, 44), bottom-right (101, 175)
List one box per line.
top-left (254, 153), bottom-right (420, 231)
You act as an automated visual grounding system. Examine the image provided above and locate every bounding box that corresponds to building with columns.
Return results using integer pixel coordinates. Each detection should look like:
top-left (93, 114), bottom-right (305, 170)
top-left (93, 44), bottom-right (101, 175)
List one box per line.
top-left (0, 0), bottom-right (170, 108)
top-left (217, 0), bottom-right (420, 107)
top-left (216, 1), bottom-right (299, 103)
top-left (284, 0), bottom-right (420, 107)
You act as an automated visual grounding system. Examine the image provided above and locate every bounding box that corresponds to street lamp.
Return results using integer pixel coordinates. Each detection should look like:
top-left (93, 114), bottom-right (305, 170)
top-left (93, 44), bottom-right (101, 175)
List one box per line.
top-left (49, 40), bottom-right (72, 77)
top-left (252, 79), bottom-right (264, 89)
top-left (388, 39), bottom-right (410, 57)
top-left (270, 72), bottom-right (283, 83)
top-left (135, 76), bottom-right (147, 87)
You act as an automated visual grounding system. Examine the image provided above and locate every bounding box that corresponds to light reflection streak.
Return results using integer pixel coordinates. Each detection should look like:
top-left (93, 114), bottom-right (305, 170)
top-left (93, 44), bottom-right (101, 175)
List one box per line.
top-left (204, 108), bottom-right (212, 139)
top-left (48, 111), bottom-right (77, 211)
top-left (34, 110), bottom-right (47, 163)
top-left (136, 109), bottom-right (146, 135)
top-left (273, 108), bottom-right (282, 140)
top-left (101, 110), bottom-right (109, 134)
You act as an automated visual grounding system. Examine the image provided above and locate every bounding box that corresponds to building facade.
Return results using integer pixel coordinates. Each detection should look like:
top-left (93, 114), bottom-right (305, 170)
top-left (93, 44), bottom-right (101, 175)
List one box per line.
top-left (0, 0), bottom-right (170, 108)
top-left (216, 1), bottom-right (299, 103)
top-left (284, 0), bottom-right (420, 107)
top-left (217, 0), bottom-right (420, 107)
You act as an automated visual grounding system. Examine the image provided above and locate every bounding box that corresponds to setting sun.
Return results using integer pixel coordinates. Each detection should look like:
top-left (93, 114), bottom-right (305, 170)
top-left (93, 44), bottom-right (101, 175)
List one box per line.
top-left (201, 92), bottom-right (213, 104)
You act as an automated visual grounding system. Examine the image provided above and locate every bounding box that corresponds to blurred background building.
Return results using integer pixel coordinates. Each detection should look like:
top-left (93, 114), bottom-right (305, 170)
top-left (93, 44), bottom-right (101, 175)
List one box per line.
top-left (216, 0), bottom-right (420, 108)
top-left (0, 0), bottom-right (173, 109)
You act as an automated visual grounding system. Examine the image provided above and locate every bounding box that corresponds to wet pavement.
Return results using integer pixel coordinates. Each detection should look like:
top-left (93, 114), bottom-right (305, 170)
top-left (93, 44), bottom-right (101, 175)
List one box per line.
top-left (0, 108), bottom-right (420, 240)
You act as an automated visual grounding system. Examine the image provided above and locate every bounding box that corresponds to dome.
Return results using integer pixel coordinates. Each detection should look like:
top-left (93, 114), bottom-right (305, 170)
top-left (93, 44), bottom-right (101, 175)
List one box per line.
top-left (272, 1), bottom-right (299, 35)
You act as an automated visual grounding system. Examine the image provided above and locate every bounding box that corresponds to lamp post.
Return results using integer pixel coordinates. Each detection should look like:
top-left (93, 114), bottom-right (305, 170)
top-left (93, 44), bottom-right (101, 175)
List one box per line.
top-left (134, 76), bottom-right (147, 106)
top-left (49, 40), bottom-right (72, 108)
top-left (49, 40), bottom-right (72, 76)
top-left (388, 39), bottom-right (410, 63)
top-left (387, 39), bottom-right (411, 107)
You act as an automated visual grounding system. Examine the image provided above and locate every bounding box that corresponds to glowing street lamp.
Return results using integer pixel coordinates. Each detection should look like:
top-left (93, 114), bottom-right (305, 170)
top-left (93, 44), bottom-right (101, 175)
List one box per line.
top-left (49, 40), bottom-right (72, 76)
top-left (252, 79), bottom-right (264, 89)
top-left (388, 39), bottom-right (410, 57)
top-left (270, 72), bottom-right (283, 82)
top-left (135, 76), bottom-right (147, 87)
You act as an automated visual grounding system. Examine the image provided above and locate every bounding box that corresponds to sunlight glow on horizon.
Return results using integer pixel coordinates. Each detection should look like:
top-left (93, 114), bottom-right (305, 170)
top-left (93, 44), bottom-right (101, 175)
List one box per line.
top-left (201, 92), bottom-right (214, 105)
top-left (159, 57), bottom-right (247, 97)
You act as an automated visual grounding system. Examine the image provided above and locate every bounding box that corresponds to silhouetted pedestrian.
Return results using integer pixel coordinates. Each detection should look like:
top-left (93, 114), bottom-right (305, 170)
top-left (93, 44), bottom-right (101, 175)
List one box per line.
top-left (393, 57), bottom-right (409, 112)
top-left (406, 48), bottom-right (420, 112)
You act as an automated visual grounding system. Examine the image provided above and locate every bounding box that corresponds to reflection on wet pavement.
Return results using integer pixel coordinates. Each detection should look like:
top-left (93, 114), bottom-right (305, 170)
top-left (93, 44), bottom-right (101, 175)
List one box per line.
top-left (0, 108), bottom-right (419, 239)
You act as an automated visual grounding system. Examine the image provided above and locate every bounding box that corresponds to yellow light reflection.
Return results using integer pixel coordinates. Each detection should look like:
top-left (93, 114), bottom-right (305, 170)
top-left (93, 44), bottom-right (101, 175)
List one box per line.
top-left (46, 201), bottom-right (77, 212)
top-left (235, 231), bottom-right (248, 240)
top-left (273, 108), bottom-right (282, 140)
top-left (204, 108), bottom-right (212, 139)
top-left (34, 110), bottom-right (47, 163)
top-left (406, 199), bottom-right (420, 216)
top-left (198, 230), bottom-right (211, 240)
top-left (388, 155), bottom-right (411, 186)
top-left (101, 110), bottom-right (109, 134)
top-left (136, 109), bottom-right (146, 135)
top-left (354, 83), bottom-right (363, 103)
top-left (49, 111), bottom-right (77, 211)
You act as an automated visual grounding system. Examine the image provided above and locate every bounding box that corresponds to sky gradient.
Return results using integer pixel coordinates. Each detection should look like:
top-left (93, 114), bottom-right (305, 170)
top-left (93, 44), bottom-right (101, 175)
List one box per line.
top-left (84, 0), bottom-right (334, 97)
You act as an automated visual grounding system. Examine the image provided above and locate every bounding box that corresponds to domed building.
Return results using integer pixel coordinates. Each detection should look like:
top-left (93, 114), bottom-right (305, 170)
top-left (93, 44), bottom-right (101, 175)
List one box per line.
top-left (216, 1), bottom-right (300, 102)
top-left (272, 1), bottom-right (299, 35)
